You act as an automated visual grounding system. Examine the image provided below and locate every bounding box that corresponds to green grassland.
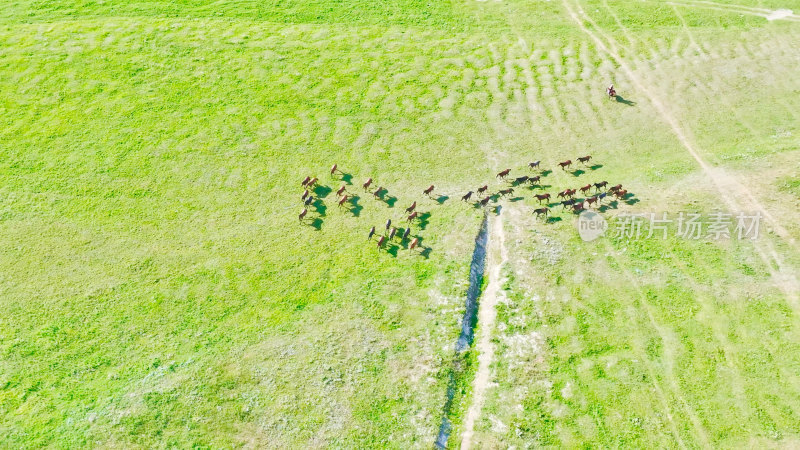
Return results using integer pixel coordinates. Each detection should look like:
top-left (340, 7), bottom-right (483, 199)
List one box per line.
top-left (1, 0), bottom-right (799, 447)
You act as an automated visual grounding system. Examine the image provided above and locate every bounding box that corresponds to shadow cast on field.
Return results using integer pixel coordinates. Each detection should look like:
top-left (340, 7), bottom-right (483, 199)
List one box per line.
top-left (309, 218), bottom-right (323, 230)
top-left (589, 164), bottom-right (603, 171)
top-left (570, 169), bottom-right (585, 177)
top-left (435, 195), bottom-right (449, 205)
top-left (349, 196), bottom-right (363, 217)
top-left (540, 170), bottom-right (553, 177)
top-left (341, 173), bottom-right (353, 184)
top-left (417, 212), bottom-right (431, 230)
top-left (546, 216), bottom-right (562, 224)
top-left (509, 196), bottom-right (525, 202)
top-left (385, 196), bottom-right (397, 207)
top-left (313, 185), bottom-right (332, 199)
top-left (312, 199), bottom-right (327, 216)
top-left (616, 95), bottom-right (636, 106)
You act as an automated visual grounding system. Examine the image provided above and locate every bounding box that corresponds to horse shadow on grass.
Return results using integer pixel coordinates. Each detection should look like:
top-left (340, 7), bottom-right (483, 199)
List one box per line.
top-left (420, 247), bottom-right (432, 259)
top-left (570, 169), bottom-right (585, 177)
top-left (599, 201), bottom-right (619, 212)
top-left (589, 164), bottom-right (603, 171)
top-left (546, 216), bottom-right (562, 224)
top-left (435, 195), bottom-right (449, 205)
top-left (313, 185), bottom-right (332, 199)
top-left (540, 170), bottom-right (553, 177)
top-left (417, 212), bottom-right (431, 230)
top-left (509, 196), bottom-right (525, 202)
top-left (386, 244), bottom-right (400, 257)
top-left (384, 196), bottom-right (397, 207)
top-left (616, 95), bottom-right (636, 106)
top-left (311, 199), bottom-right (327, 216)
top-left (341, 173), bottom-right (353, 184)
top-left (348, 196), bottom-right (363, 217)
top-left (308, 218), bottom-right (323, 230)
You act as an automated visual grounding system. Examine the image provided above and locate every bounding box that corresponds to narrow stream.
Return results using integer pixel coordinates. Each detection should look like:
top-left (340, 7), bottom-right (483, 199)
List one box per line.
top-left (435, 214), bottom-right (489, 448)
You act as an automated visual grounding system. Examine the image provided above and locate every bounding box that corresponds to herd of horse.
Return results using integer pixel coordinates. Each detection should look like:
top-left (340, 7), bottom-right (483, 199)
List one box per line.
top-left (299, 164), bottom-right (428, 253)
top-left (297, 154), bottom-right (631, 252)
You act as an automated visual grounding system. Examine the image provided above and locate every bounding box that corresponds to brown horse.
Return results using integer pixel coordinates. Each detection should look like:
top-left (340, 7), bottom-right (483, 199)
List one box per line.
top-left (580, 184), bottom-right (593, 195)
top-left (586, 196), bottom-right (599, 207)
top-left (330, 164), bottom-right (338, 176)
top-left (499, 188), bottom-right (514, 197)
top-left (614, 189), bottom-right (628, 199)
top-left (299, 208), bottom-right (308, 222)
top-left (609, 184), bottom-right (622, 193)
top-left (462, 191), bottom-right (473, 202)
top-left (557, 189), bottom-right (570, 199)
top-left (373, 186), bottom-right (385, 198)
top-left (368, 226), bottom-right (376, 240)
top-left (477, 185), bottom-right (489, 195)
top-left (377, 236), bottom-right (386, 248)
top-left (528, 175), bottom-right (541, 185)
top-left (558, 160), bottom-right (572, 170)
top-left (307, 177), bottom-right (318, 188)
top-left (578, 155), bottom-right (592, 165)
top-left (409, 237), bottom-right (419, 250)
top-left (301, 189), bottom-right (310, 200)
top-left (301, 176), bottom-right (311, 186)
top-left (405, 201), bottom-right (417, 213)
top-left (529, 160), bottom-right (541, 170)
top-left (479, 196), bottom-right (492, 206)
top-left (534, 207), bottom-right (549, 218)
top-left (566, 188), bottom-right (577, 198)
top-left (423, 185), bottom-right (435, 196)
top-left (407, 211), bottom-right (418, 222)
top-left (388, 227), bottom-right (397, 240)
top-left (496, 169), bottom-right (511, 179)
top-left (336, 184), bottom-right (347, 197)
top-left (572, 202), bottom-right (585, 212)
top-left (534, 193), bottom-right (550, 203)
top-left (363, 178), bottom-right (373, 191)
top-left (338, 195), bottom-right (349, 207)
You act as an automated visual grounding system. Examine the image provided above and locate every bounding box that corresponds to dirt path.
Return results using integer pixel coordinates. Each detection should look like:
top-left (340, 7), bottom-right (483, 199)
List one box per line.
top-left (460, 212), bottom-right (507, 449)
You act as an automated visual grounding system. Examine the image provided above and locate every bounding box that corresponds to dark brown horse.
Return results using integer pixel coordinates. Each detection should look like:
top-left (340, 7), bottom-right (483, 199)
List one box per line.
top-left (534, 193), bottom-right (550, 203)
top-left (377, 236), bottom-right (386, 248)
top-left (499, 188), bottom-right (514, 197)
top-left (586, 196), bottom-right (599, 207)
top-left (405, 201), bottom-right (417, 213)
top-left (558, 160), bottom-right (572, 170)
top-left (580, 184), bottom-right (593, 195)
top-left (578, 155), bottom-right (592, 165)
top-left (299, 208), bottom-right (308, 222)
top-left (528, 160), bottom-right (541, 170)
top-left (572, 202), bottom-right (585, 212)
top-left (302, 189), bottom-right (310, 200)
top-left (368, 226), bottom-right (376, 240)
top-left (496, 169), bottom-right (511, 179)
top-left (609, 184), bottom-right (623, 193)
top-left (407, 211), bottom-right (418, 222)
top-left (373, 186), bottom-right (385, 199)
top-left (388, 227), bottom-right (397, 240)
top-left (528, 175), bottom-right (541, 185)
top-left (423, 185), bottom-right (435, 196)
top-left (336, 184), bottom-right (347, 197)
top-left (479, 196), bottom-right (492, 206)
top-left (363, 178), bottom-right (373, 191)
top-left (477, 185), bottom-right (489, 195)
top-left (513, 176), bottom-right (529, 185)
top-left (338, 195), bottom-right (349, 207)
top-left (462, 191), bottom-right (473, 202)
top-left (301, 176), bottom-right (311, 186)
top-left (534, 207), bottom-right (549, 218)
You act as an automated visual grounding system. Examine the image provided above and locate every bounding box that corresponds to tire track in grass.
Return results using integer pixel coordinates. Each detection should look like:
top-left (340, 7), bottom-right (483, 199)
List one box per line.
top-left (562, 0), bottom-right (800, 312)
top-left (460, 212), bottom-right (507, 450)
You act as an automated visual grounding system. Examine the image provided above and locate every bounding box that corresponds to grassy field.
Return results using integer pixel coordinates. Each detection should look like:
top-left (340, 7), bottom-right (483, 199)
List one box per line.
top-left (1, 0), bottom-right (799, 447)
